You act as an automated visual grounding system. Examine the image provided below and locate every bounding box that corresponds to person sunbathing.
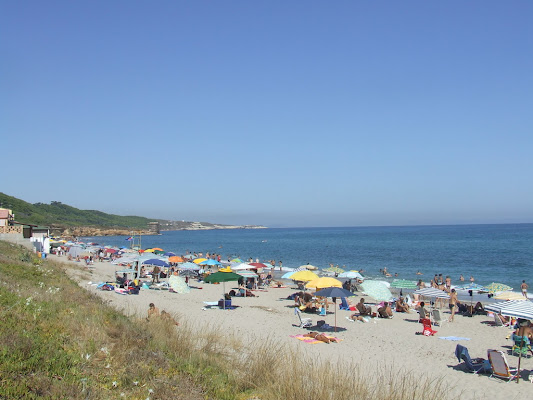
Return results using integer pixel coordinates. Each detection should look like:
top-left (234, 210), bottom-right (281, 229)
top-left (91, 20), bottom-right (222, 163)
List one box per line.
top-left (395, 297), bottom-right (410, 313)
top-left (356, 298), bottom-right (372, 316)
top-left (378, 302), bottom-right (393, 318)
top-left (303, 332), bottom-right (336, 344)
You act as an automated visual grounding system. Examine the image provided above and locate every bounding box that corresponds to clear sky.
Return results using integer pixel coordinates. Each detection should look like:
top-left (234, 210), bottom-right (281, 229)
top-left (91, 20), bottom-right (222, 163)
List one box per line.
top-left (2, 1), bottom-right (532, 228)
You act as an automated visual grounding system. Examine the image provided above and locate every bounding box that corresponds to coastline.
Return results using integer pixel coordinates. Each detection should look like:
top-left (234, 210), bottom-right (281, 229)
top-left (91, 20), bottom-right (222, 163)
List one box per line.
top-left (58, 254), bottom-right (533, 399)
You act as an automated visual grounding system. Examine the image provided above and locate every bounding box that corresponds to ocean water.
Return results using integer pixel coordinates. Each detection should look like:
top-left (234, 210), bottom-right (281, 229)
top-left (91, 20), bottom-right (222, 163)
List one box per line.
top-left (81, 223), bottom-right (533, 289)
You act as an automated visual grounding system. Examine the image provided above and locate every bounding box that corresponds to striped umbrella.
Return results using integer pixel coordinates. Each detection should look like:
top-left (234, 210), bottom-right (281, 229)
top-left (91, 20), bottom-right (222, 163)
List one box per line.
top-left (236, 270), bottom-right (258, 278)
top-left (413, 287), bottom-right (450, 299)
top-left (486, 300), bottom-right (533, 320)
top-left (390, 279), bottom-right (418, 289)
top-left (485, 282), bottom-right (513, 294)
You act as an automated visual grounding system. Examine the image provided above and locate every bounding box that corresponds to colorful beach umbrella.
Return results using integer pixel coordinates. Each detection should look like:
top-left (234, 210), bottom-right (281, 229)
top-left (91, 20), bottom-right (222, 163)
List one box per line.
top-left (485, 283), bottom-right (513, 294)
top-left (168, 256), bottom-right (185, 263)
top-left (360, 280), bottom-right (393, 302)
top-left (306, 277), bottom-right (342, 289)
top-left (193, 258), bottom-right (208, 264)
top-left (236, 270), bottom-right (258, 278)
top-left (290, 270), bottom-right (319, 282)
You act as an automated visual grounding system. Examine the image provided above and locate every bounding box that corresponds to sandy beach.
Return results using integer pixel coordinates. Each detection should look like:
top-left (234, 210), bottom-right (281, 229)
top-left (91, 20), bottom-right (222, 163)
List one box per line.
top-left (58, 254), bottom-right (532, 399)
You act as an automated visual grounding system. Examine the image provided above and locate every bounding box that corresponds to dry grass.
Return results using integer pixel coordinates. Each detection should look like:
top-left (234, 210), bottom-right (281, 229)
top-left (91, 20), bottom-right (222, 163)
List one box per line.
top-left (0, 241), bottom-right (449, 400)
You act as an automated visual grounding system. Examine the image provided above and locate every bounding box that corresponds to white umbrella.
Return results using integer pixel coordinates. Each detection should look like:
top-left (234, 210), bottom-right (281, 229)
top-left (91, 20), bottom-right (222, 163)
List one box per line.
top-left (232, 263), bottom-right (255, 270)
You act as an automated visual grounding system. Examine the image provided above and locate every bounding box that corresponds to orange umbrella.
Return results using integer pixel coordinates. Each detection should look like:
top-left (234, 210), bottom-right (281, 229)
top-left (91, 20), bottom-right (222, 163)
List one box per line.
top-left (169, 256), bottom-right (184, 263)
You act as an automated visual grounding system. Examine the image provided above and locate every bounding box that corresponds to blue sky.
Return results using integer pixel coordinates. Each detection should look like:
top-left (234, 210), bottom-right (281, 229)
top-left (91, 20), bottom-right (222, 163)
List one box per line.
top-left (2, 1), bottom-right (532, 227)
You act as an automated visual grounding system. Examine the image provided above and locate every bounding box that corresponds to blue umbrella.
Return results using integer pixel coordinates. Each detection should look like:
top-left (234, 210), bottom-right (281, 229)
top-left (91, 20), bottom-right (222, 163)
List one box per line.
top-left (164, 252), bottom-right (177, 257)
top-left (314, 287), bottom-right (356, 332)
top-left (200, 259), bottom-right (221, 266)
top-left (142, 259), bottom-right (169, 267)
top-left (179, 262), bottom-right (201, 271)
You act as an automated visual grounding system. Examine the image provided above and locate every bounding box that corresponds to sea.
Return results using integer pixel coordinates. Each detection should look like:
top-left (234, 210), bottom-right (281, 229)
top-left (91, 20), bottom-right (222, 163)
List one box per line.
top-left (80, 223), bottom-right (532, 290)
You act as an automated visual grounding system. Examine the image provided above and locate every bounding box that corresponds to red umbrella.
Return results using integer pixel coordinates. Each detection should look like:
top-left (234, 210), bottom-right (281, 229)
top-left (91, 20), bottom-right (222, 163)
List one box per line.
top-left (249, 263), bottom-right (268, 269)
top-left (105, 248), bottom-right (117, 254)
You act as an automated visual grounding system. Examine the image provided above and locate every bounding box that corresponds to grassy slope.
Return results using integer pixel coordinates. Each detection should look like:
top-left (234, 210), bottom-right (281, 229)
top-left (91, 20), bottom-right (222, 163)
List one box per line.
top-left (0, 192), bottom-right (152, 229)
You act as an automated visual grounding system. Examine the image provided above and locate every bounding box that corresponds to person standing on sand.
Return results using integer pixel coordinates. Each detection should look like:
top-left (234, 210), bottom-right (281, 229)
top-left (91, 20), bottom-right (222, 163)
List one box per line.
top-left (521, 280), bottom-right (528, 298)
top-left (448, 289), bottom-right (458, 322)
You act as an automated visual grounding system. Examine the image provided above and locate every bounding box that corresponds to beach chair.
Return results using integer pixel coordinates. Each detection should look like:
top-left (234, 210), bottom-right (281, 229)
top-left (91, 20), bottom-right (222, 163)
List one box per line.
top-left (487, 349), bottom-right (519, 382)
top-left (511, 335), bottom-right (533, 358)
top-left (432, 309), bottom-right (447, 327)
top-left (294, 307), bottom-right (312, 328)
top-left (454, 344), bottom-right (491, 374)
top-left (339, 297), bottom-right (350, 310)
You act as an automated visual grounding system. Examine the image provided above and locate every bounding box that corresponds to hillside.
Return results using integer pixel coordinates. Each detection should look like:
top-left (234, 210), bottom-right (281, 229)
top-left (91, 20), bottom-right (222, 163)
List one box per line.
top-left (0, 193), bottom-right (266, 233)
top-left (0, 193), bottom-right (153, 229)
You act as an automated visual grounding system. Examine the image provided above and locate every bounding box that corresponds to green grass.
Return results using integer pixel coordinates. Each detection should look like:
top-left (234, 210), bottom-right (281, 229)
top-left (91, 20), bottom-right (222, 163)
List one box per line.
top-left (0, 240), bottom-right (448, 400)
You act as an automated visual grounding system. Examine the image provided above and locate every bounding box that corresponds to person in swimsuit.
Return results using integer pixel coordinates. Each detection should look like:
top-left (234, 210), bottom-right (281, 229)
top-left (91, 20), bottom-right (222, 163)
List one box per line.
top-left (521, 280), bottom-right (528, 298)
top-left (448, 289), bottom-right (458, 322)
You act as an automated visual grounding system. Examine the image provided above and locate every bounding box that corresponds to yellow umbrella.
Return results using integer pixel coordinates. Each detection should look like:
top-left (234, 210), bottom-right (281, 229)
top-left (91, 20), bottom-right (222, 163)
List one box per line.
top-left (144, 249), bottom-right (155, 253)
top-left (291, 270), bottom-right (319, 282)
top-left (306, 277), bottom-right (342, 289)
top-left (494, 291), bottom-right (527, 301)
top-left (193, 258), bottom-right (208, 264)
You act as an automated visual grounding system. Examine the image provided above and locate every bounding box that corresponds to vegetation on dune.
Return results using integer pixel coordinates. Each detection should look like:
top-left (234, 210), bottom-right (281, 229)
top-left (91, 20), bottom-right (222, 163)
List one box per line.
top-left (0, 192), bottom-right (153, 229)
top-left (0, 241), bottom-right (448, 400)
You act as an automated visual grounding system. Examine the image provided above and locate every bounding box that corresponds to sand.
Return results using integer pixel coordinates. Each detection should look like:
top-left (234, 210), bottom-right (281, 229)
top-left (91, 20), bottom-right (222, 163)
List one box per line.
top-left (58, 254), bottom-right (532, 399)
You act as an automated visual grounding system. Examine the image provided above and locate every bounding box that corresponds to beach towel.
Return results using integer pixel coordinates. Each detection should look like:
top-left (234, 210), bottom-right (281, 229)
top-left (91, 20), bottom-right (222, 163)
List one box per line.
top-left (290, 334), bottom-right (342, 344)
top-left (439, 336), bottom-right (471, 341)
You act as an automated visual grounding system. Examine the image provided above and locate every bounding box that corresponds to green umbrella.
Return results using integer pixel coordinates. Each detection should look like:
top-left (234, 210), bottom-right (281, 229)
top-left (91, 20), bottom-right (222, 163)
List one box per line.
top-left (204, 271), bottom-right (242, 309)
top-left (360, 280), bottom-right (393, 302)
top-left (485, 282), bottom-right (513, 294)
top-left (390, 279), bottom-right (418, 289)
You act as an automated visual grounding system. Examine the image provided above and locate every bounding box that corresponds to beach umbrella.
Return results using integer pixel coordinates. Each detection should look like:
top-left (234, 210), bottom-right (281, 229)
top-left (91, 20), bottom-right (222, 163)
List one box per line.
top-left (200, 259), bottom-right (222, 266)
top-left (168, 275), bottom-right (191, 294)
top-left (360, 280), bottom-right (393, 302)
top-left (204, 271), bottom-right (242, 309)
top-left (390, 279), bottom-right (418, 289)
top-left (231, 258), bottom-right (244, 263)
top-left (168, 256), bottom-right (185, 263)
top-left (314, 287), bottom-right (356, 332)
top-left (494, 291), bottom-right (527, 301)
top-left (290, 270), bottom-right (319, 282)
top-left (179, 262), bottom-right (201, 271)
top-left (338, 271), bottom-right (364, 280)
top-left (164, 252), bottom-right (176, 257)
top-left (193, 258), bottom-right (208, 264)
top-left (236, 270), bottom-right (258, 278)
top-left (249, 262), bottom-right (268, 269)
top-left (153, 250), bottom-right (165, 255)
top-left (144, 249), bottom-right (155, 253)
top-left (281, 271), bottom-right (296, 279)
top-left (413, 287), bottom-right (450, 299)
top-left (485, 283), bottom-right (513, 294)
top-left (324, 266), bottom-right (345, 274)
top-left (152, 248), bottom-right (164, 251)
top-left (232, 263), bottom-right (254, 270)
top-left (486, 300), bottom-right (533, 320)
top-left (306, 277), bottom-right (342, 289)
top-left (142, 259), bottom-right (169, 267)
